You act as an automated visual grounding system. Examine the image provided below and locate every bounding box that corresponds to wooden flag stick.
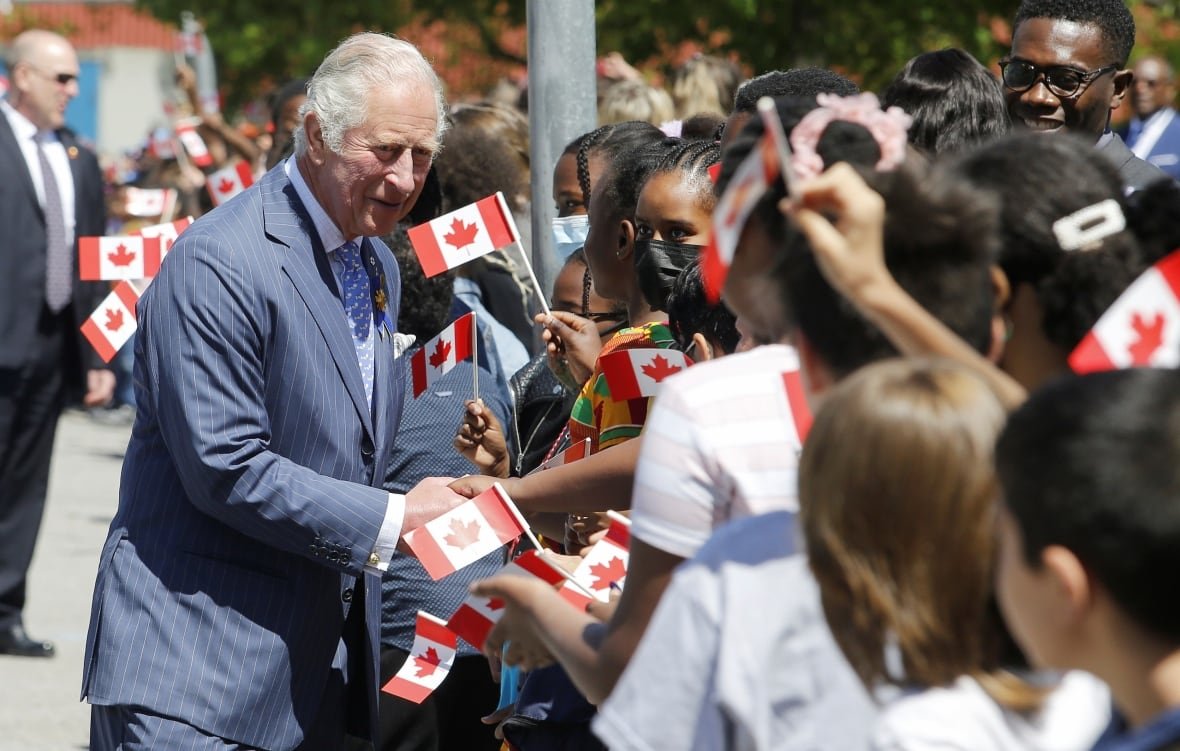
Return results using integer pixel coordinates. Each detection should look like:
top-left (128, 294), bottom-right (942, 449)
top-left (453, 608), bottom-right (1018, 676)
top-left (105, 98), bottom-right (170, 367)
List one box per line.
top-left (605, 510), bottom-right (632, 528)
top-left (494, 191), bottom-right (551, 318)
top-left (757, 96), bottom-right (795, 196)
top-left (493, 481), bottom-right (545, 554)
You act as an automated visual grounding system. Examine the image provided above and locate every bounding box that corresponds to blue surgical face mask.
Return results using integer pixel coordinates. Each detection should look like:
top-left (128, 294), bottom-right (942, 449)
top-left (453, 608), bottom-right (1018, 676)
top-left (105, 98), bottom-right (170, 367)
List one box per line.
top-left (552, 215), bottom-right (590, 261)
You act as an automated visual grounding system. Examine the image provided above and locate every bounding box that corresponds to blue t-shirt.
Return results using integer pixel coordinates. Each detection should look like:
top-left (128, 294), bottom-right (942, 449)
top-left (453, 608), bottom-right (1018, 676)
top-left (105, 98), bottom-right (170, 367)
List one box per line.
top-left (379, 353), bottom-right (512, 656)
top-left (1093, 707), bottom-right (1180, 751)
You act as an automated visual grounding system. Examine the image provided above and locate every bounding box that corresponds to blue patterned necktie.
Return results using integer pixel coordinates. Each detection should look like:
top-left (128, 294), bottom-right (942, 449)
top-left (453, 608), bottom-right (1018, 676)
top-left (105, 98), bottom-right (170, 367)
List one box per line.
top-left (36, 134), bottom-right (71, 312)
top-left (337, 241), bottom-right (374, 405)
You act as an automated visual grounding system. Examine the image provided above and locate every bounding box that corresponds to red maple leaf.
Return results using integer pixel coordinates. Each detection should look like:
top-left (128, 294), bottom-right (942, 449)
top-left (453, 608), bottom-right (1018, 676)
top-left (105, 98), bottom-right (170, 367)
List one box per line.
top-left (486, 597), bottom-right (505, 611)
top-left (640, 354), bottom-right (682, 383)
top-left (108, 243), bottom-right (136, 266)
top-left (428, 338), bottom-right (452, 369)
top-left (443, 517), bottom-right (483, 549)
top-left (588, 556), bottom-right (626, 591)
top-left (412, 646), bottom-right (443, 678)
top-left (217, 177), bottom-right (236, 195)
top-left (443, 217), bottom-right (479, 250)
top-left (104, 308), bottom-right (124, 332)
top-left (1128, 311), bottom-right (1166, 365)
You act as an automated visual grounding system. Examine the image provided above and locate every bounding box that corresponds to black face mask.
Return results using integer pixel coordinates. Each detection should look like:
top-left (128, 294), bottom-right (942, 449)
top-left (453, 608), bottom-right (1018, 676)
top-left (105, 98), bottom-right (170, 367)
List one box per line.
top-left (634, 239), bottom-right (703, 311)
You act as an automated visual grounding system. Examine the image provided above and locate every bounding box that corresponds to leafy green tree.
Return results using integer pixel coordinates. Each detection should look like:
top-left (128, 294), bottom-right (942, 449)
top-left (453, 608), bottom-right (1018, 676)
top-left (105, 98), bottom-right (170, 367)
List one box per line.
top-left (133, 0), bottom-right (1180, 113)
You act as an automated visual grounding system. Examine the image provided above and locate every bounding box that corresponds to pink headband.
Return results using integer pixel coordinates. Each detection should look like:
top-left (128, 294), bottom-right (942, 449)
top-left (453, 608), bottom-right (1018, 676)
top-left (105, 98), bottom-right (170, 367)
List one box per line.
top-left (788, 93), bottom-right (913, 180)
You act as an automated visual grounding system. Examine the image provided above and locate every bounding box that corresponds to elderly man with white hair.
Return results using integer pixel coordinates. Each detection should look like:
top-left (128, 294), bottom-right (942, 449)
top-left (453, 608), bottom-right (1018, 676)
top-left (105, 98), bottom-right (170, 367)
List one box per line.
top-left (82, 33), bottom-right (467, 750)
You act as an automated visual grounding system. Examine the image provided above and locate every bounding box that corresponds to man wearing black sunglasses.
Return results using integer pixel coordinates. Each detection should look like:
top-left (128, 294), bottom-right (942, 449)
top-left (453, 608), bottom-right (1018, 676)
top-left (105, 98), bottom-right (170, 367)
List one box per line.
top-left (1004, 0), bottom-right (1165, 190)
top-left (0, 29), bottom-right (109, 658)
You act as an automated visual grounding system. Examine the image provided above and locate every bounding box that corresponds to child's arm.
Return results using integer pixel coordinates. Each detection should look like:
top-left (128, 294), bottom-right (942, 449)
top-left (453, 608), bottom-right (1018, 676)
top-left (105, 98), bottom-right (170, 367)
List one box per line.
top-left (785, 163), bottom-right (1028, 410)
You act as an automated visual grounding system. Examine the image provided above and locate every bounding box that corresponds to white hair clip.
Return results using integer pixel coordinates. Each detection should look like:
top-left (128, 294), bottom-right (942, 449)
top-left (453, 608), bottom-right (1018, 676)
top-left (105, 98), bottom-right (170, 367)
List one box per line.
top-left (1052, 199), bottom-right (1126, 252)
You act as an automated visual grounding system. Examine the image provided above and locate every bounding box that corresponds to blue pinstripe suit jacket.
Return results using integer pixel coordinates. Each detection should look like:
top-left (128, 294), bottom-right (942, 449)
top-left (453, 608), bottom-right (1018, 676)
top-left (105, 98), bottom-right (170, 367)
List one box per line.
top-left (82, 164), bottom-right (406, 750)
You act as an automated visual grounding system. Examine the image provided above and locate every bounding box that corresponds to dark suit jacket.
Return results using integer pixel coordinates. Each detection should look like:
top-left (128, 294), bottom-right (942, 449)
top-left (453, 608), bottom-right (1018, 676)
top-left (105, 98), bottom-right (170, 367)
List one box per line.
top-left (82, 164), bottom-right (407, 750)
top-left (1098, 131), bottom-right (1170, 191)
top-left (1119, 108), bottom-right (1180, 181)
top-left (0, 112), bottom-right (107, 383)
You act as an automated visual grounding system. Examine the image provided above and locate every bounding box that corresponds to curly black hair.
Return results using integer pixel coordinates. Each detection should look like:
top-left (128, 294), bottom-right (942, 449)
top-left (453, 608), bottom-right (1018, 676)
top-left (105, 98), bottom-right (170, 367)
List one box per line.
top-left (1014, 0), bottom-right (1136, 66)
top-left (732, 68), bottom-right (859, 114)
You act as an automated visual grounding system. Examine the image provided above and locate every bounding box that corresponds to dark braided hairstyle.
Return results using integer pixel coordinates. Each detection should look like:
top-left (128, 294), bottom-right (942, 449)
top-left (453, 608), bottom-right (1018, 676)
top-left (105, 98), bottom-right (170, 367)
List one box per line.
top-left (634, 139), bottom-right (723, 310)
top-left (575, 121), bottom-right (664, 208)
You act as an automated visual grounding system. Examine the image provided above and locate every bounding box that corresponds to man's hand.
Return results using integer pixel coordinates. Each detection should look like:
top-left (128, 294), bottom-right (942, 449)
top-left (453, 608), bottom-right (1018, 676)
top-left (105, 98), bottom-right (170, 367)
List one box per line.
top-left (84, 369), bottom-right (116, 408)
top-left (454, 399), bottom-right (510, 477)
top-left (401, 476), bottom-right (468, 532)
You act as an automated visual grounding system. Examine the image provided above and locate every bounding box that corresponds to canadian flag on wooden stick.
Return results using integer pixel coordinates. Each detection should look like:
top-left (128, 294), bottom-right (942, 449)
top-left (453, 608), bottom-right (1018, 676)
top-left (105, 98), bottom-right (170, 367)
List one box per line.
top-left (175, 119), bottom-right (212, 167)
top-left (123, 187), bottom-right (178, 218)
top-left (206, 160), bottom-right (254, 206)
top-left (701, 129), bottom-right (779, 302)
top-left (558, 518), bottom-right (631, 612)
top-left (380, 612), bottom-right (458, 704)
top-left (446, 550), bottom-right (566, 649)
top-left (410, 313), bottom-right (475, 398)
top-left (137, 216), bottom-right (194, 258)
top-left (599, 348), bottom-right (693, 401)
top-left (407, 193), bottom-right (517, 278)
top-left (528, 438), bottom-right (591, 475)
top-left (1070, 250), bottom-right (1180, 373)
top-left (79, 236), bottom-right (164, 281)
top-left (402, 483), bottom-right (526, 580)
top-left (81, 281), bottom-right (140, 363)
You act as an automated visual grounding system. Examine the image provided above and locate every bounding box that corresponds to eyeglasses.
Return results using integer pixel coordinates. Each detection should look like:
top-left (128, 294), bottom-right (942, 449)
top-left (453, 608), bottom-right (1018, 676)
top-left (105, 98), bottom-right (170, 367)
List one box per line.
top-left (999, 58), bottom-right (1118, 98)
top-left (25, 65), bottom-right (78, 86)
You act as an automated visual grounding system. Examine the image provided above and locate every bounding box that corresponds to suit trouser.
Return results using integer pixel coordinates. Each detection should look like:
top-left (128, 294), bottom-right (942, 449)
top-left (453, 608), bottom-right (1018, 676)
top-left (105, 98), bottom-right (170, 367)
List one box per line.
top-left (0, 305), bottom-right (67, 630)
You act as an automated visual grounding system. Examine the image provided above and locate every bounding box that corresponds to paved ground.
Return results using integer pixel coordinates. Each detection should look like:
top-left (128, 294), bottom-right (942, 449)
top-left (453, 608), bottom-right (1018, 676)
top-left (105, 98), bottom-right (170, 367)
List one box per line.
top-left (0, 409), bottom-right (130, 751)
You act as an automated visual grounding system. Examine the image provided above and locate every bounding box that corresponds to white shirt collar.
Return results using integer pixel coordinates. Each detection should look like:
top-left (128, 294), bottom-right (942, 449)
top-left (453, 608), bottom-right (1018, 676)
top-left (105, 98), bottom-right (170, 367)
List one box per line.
top-left (1, 98), bottom-right (41, 143)
top-left (283, 156), bottom-right (361, 254)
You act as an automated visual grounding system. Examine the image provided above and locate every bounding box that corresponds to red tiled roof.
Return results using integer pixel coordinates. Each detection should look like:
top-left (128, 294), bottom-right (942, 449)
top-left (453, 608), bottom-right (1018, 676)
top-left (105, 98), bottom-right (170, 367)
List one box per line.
top-left (6, 2), bottom-right (177, 51)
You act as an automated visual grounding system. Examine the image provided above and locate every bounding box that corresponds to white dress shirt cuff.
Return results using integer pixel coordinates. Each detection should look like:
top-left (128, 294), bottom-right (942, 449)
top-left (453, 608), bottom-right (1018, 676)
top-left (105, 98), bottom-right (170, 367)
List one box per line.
top-left (366, 492), bottom-right (405, 573)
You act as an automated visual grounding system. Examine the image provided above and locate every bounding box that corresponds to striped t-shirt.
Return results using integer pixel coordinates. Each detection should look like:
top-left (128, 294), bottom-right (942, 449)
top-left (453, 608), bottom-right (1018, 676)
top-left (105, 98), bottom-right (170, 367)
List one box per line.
top-left (630, 344), bottom-right (806, 559)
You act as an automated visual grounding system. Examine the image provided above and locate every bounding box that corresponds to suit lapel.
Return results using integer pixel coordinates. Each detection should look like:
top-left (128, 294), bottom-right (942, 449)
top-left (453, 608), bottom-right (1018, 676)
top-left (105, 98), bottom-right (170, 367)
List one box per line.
top-left (362, 238), bottom-right (403, 461)
top-left (61, 131), bottom-right (85, 217)
top-left (0, 114), bottom-right (42, 215)
top-left (261, 169), bottom-right (375, 439)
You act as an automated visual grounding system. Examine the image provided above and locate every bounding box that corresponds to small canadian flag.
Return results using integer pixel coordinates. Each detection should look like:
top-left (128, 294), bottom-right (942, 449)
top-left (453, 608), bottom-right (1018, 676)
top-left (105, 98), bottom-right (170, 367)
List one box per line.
top-left (410, 313), bottom-right (475, 398)
top-left (701, 130), bottom-right (778, 302)
top-left (559, 517), bottom-right (631, 611)
top-left (206, 160), bottom-right (254, 206)
top-left (1070, 249), bottom-right (1180, 373)
top-left (78, 236), bottom-right (164, 281)
top-left (599, 348), bottom-right (693, 402)
top-left (124, 187), bottom-right (178, 219)
top-left (402, 483), bottom-right (526, 580)
top-left (407, 193), bottom-right (517, 278)
top-left (81, 281), bottom-right (140, 363)
top-left (175, 119), bottom-right (212, 167)
top-left (380, 612), bottom-right (458, 704)
top-left (528, 437), bottom-right (591, 475)
top-left (446, 550), bottom-right (566, 650)
top-left (137, 216), bottom-right (194, 258)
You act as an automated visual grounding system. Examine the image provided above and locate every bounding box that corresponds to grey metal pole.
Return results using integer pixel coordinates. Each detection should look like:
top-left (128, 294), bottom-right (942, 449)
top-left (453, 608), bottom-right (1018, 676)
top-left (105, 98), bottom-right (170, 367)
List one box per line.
top-left (527, 0), bottom-right (596, 301)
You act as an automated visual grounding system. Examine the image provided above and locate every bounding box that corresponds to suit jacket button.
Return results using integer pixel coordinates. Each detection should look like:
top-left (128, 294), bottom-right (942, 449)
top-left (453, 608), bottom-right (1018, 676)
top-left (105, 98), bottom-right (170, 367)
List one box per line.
top-left (341, 589), bottom-right (353, 603)
top-left (361, 436), bottom-right (374, 459)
